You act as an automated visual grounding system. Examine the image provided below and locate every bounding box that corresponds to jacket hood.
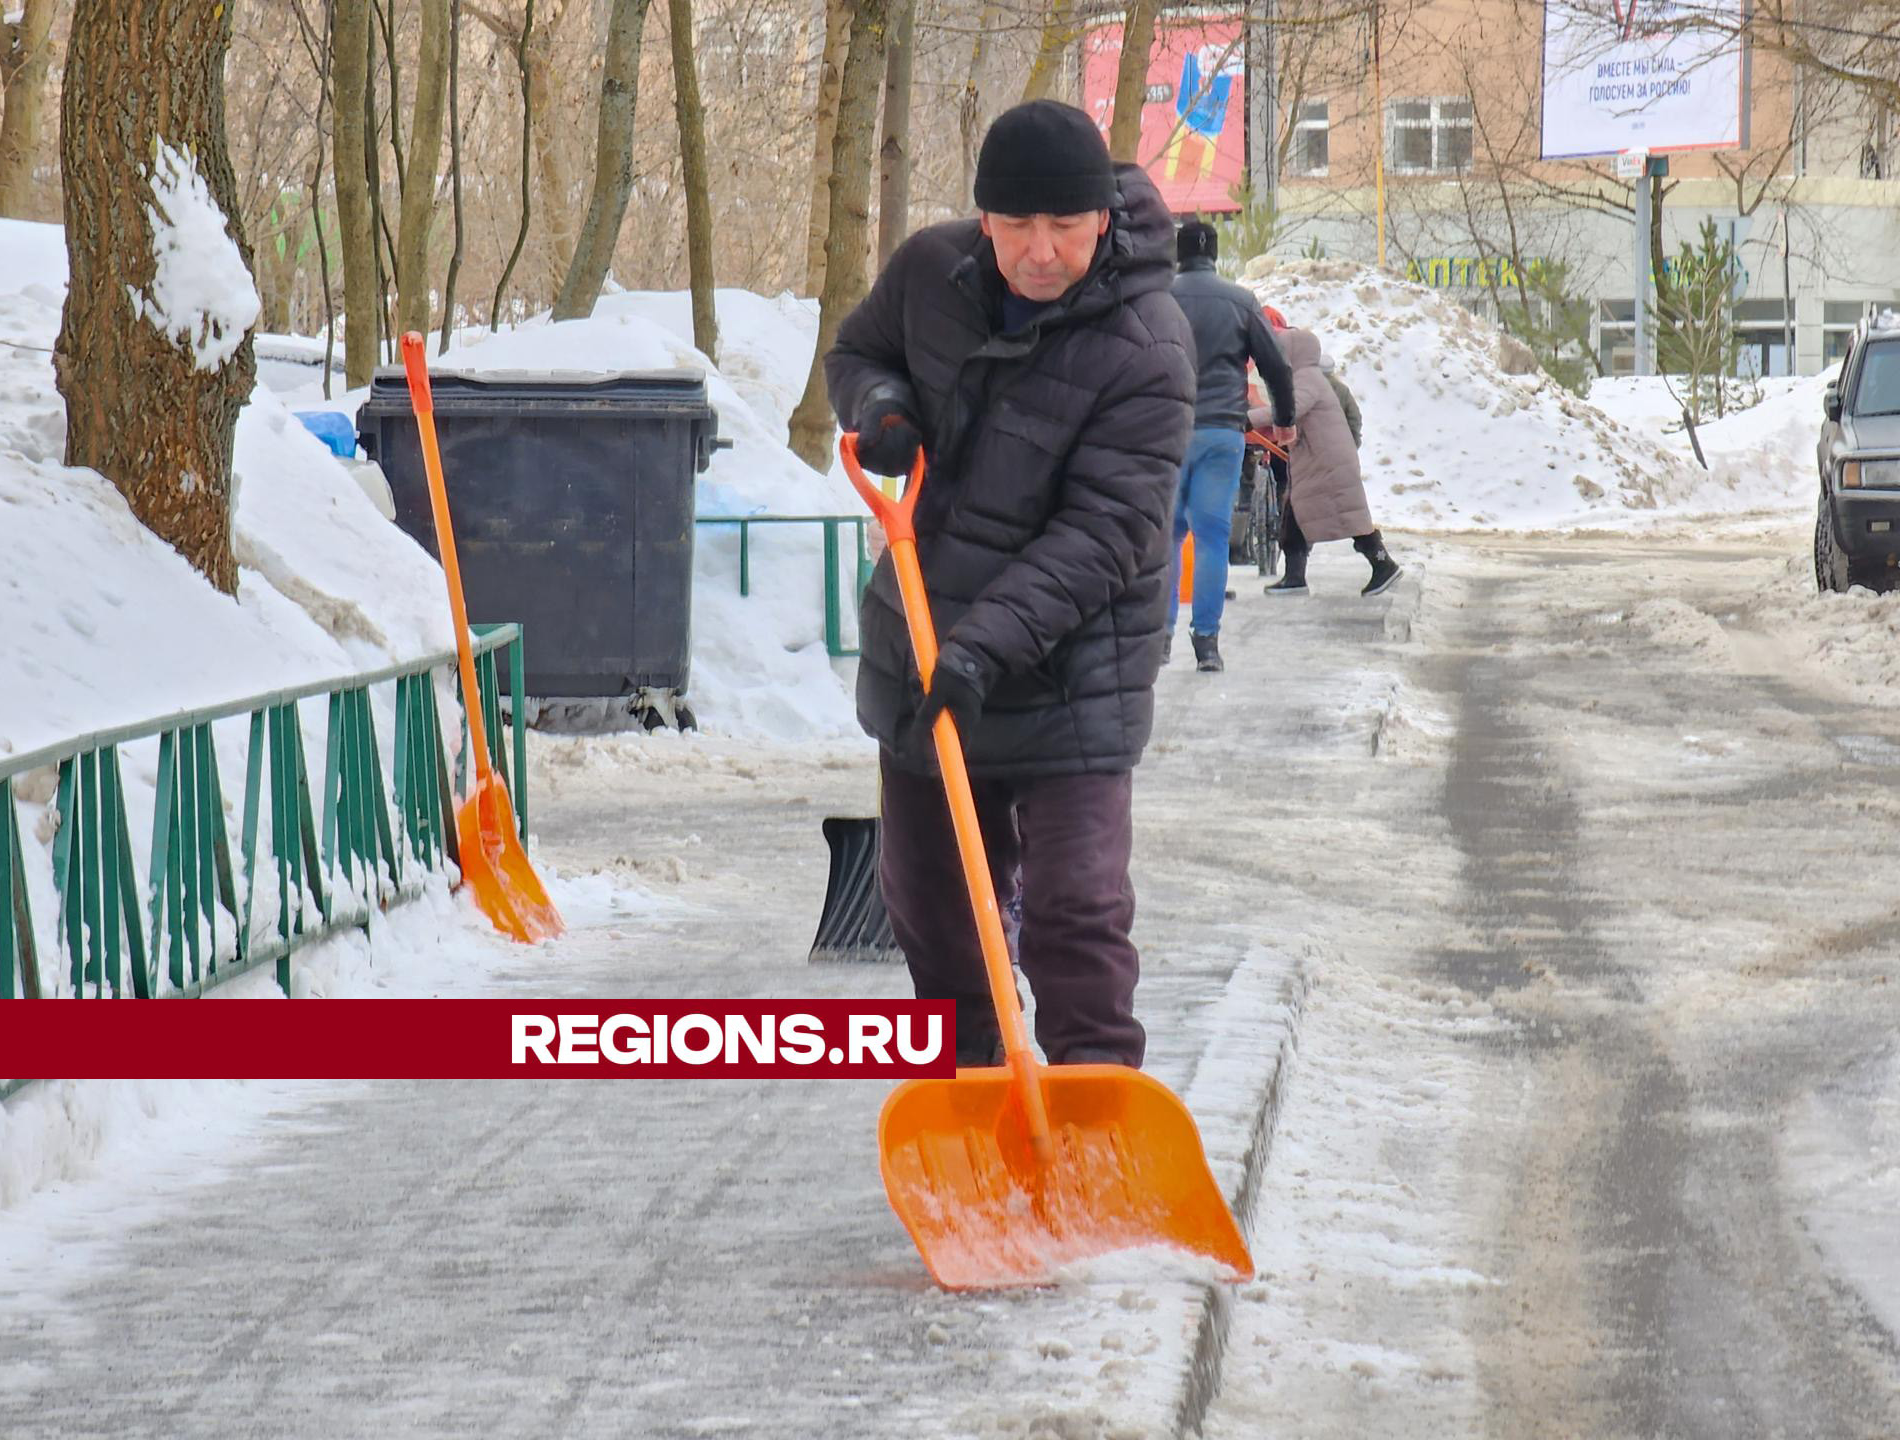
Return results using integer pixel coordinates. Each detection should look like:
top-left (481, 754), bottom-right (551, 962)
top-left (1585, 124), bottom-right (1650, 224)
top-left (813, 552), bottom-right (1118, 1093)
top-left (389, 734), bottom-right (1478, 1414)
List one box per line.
top-left (1104, 164), bottom-right (1181, 301)
top-left (1283, 327), bottom-right (1322, 369)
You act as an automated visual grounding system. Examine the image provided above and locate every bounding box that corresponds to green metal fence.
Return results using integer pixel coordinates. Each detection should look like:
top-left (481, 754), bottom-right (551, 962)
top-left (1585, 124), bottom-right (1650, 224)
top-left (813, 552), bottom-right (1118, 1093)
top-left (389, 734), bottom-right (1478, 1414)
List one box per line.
top-left (694, 515), bottom-right (874, 659)
top-left (0, 625), bottom-right (527, 1019)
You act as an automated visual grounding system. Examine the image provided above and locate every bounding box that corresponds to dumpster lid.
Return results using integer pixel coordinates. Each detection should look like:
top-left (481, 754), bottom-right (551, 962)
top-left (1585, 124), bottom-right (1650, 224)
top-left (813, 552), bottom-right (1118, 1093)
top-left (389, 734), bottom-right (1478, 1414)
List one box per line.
top-left (359, 365), bottom-right (716, 414)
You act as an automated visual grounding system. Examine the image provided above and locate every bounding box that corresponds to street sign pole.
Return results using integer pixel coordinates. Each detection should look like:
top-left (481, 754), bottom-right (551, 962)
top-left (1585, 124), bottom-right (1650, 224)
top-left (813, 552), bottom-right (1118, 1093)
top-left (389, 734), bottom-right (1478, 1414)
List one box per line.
top-left (1623, 149), bottom-right (1651, 376)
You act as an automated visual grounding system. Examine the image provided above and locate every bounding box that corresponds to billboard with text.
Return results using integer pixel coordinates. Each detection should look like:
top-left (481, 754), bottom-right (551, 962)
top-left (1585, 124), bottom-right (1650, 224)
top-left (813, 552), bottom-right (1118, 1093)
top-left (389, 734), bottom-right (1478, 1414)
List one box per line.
top-left (1540, 0), bottom-right (1747, 158)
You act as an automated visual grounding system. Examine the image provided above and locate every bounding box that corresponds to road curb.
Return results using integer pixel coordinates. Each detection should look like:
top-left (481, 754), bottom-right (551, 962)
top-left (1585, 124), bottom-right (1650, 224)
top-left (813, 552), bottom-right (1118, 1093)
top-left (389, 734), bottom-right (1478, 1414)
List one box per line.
top-left (1170, 961), bottom-right (1310, 1439)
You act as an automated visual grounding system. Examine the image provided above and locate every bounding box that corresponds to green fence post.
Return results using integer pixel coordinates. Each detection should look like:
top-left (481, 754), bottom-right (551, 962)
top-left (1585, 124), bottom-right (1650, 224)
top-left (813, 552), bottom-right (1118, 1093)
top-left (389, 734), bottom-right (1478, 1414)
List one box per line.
top-left (0, 779), bottom-right (16, 1002)
top-left (510, 628), bottom-right (528, 842)
top-left (822, 520), bottom-right (844, 659)
top-left (79, 750), bottom-right (103, 997)
top-left (239, 712), bottom-right (266, 961)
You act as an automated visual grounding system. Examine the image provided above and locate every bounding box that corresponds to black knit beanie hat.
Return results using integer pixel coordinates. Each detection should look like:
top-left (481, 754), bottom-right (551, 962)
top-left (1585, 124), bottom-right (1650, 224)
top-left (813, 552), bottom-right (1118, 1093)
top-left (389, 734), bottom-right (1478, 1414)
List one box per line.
top-left (1178, 220), bottom-right (1217, 264)
top-left (974, 100), bottom-right (1118, 216)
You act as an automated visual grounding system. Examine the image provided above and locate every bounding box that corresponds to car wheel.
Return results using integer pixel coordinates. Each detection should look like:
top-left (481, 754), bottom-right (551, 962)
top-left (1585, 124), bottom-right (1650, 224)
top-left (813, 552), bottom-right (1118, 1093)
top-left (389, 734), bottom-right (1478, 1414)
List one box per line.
top-left (1815, 492), bottom-right (1850, 594)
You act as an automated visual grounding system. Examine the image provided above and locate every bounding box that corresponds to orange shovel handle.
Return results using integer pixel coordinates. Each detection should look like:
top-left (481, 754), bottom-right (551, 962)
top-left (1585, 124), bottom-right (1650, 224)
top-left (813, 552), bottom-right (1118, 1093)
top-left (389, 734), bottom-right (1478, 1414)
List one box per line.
top-left (400, 332), bottom-right (494, 793)
top-left (840, 436), bottom-right (1053, 1161)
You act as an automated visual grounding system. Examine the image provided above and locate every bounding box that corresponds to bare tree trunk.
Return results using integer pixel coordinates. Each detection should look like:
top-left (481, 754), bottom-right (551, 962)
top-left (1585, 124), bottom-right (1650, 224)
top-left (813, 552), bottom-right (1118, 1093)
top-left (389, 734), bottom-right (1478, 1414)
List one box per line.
top-left (669, 0), bottom-right (718, 361)
top-left (1020, 0), bottom-right (1073, 105)
top-left (0, 0), bottom-right (56, 217)
top-left (788, 0), bottom-right (887, 469)
top-left (1108, 0), bottom-right (1157, 163)
top-left (525, 26), bottom-right (575, 295)
top-left (57, 0), bottom-right (257, 596)
top-left (957, 0), bottom-right (999, 204)
top-left (395, 0), bottom-right (449, 336)
top-left (438, 0), bottom-right (464, 352)
top-left (876, 0), bottom-right (912, 267)
top-left (490, 0), bottom-right (535, 330)
top-left (470, 0), bottom-right (573, 302)
top-left (331, 0), bottom-right (378, 385)
top-left (805, 0), bottom-right (851, 295)
top-left (396, 0), bottom-right (450, 336)
top-left (289, 0), bottom-right (340, 395)
top-left (553, 0), bottom-right (651, 321)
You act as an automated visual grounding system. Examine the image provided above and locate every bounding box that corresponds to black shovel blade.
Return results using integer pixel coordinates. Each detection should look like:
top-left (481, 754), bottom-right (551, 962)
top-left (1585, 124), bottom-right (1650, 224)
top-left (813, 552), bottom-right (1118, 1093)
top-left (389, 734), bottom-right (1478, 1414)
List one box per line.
top-left (809, 816), bottom-right (905, 963)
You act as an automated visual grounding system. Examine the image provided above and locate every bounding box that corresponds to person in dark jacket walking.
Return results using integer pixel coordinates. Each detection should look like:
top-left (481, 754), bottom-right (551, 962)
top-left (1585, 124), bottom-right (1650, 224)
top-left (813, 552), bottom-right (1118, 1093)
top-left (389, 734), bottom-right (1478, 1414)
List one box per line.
top-left (823, 100), bottom-right (1195, 1070)
top-left (1166, 221), bottom-right (1296, 671)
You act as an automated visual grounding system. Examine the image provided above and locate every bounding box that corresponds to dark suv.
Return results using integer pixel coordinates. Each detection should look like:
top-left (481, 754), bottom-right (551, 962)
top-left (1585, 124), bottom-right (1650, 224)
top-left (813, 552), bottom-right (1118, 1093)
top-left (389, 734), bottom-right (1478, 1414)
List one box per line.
top-left (1816, 316), bottom-right (1900, 593)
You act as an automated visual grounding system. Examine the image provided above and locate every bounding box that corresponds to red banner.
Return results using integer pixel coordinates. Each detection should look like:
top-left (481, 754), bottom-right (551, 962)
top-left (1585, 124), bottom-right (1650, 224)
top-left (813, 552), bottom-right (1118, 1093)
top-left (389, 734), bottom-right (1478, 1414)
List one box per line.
top-left (1082, 16), bottom-right (1247, 215)
top-left (0, 999), bottom-right (957, 1080)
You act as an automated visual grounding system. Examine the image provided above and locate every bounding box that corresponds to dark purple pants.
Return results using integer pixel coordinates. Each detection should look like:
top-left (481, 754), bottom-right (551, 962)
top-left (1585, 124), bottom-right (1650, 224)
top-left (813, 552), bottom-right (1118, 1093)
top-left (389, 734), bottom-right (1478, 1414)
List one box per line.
top-left (878, 750), bottom-right (1144, 1067)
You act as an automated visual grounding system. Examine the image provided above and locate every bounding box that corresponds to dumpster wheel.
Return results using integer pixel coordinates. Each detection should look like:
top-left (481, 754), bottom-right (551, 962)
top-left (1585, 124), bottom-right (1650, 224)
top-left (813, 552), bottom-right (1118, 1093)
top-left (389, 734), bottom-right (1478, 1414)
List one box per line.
top-left (635, 688), bottom-right (697, 733)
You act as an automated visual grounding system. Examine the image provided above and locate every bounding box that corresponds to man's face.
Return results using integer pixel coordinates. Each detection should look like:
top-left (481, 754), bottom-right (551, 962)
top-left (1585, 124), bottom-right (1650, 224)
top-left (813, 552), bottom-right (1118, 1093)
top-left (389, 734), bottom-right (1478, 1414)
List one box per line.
top-left (980, 211), bottom-right (1110, 302)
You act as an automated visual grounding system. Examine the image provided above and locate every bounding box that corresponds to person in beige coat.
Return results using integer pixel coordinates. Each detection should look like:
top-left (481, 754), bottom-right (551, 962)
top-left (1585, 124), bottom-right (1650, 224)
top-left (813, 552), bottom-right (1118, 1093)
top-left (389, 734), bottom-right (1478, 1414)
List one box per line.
top-left (1249, 327), bottom-right (1401, 596)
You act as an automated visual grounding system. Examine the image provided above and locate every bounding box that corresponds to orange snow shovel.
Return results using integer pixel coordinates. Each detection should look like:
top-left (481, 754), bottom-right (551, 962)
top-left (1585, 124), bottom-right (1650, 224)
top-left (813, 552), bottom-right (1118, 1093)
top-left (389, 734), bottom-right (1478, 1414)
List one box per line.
top-left (839, 435), bottom-right (1251, 1290)
top-left (400, 332), bottom-right (563, 944)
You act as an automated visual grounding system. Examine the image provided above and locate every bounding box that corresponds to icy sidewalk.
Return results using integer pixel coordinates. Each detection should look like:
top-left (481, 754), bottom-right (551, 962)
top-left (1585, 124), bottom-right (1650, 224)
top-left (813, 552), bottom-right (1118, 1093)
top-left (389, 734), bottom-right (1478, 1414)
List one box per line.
top-left (0, 546), bottom-right (1417, 1439)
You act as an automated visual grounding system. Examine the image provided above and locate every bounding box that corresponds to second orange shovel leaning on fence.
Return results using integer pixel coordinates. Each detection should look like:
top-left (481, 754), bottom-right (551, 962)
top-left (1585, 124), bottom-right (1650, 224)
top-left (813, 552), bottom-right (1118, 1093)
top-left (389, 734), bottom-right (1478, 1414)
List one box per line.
top-left (839, 433), bottom-right (1251, 1291)
top-left (400, 332), bottom-right (563, 945)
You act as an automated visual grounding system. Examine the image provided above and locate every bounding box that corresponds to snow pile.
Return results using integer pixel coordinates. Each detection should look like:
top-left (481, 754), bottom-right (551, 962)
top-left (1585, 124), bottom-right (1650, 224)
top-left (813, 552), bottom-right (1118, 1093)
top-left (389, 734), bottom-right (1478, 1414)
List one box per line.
top-left (1592, 371), bottom-right (1832, 513)
top-left (0, 220), bottom-right (449, 760)
top-left (1751, 553), bottom-right (1900, 708)
top-left (131, 141), bottom-right (261, 373)
top-left (1246, 259), bottom-right (1778, 530)
top-left (282, 288), bottom-right (867, 741)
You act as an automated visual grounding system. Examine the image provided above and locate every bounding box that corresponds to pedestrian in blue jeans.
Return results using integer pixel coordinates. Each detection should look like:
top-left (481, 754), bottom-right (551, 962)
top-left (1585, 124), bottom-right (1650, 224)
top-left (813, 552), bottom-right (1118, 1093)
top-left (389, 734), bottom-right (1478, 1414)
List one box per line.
top-left (1167, 220), bottom-right (1295, 671)
top-left (1169, 426), bottom-right (1247, 647)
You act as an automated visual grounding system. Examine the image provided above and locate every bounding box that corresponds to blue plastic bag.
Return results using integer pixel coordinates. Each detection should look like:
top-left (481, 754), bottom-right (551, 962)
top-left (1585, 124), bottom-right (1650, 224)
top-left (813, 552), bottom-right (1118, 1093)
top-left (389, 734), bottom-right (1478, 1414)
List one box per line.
top-left (294, 410), bottom-right (358, 459)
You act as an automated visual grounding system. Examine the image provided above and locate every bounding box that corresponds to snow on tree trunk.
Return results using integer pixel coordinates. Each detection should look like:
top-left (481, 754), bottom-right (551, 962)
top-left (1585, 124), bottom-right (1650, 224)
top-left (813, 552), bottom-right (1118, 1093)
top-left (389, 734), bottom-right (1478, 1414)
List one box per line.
top-left (56, 0), bottom-right (258, 597)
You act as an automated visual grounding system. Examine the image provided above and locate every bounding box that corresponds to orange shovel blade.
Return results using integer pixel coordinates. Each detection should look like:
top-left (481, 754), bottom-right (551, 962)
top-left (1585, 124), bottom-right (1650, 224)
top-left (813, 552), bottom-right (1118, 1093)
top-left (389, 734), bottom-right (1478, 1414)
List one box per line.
top-left (455, 774), bottom-right (564, 943)
top-left (879, 1065), bottom-right (1252, 1290)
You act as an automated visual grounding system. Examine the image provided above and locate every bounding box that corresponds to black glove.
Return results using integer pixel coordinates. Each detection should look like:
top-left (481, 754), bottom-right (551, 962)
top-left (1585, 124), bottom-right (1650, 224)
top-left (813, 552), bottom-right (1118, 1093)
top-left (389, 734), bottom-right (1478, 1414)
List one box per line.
top-left (855, 394), bottom-right (922, 477)
top-left (900, 646), bottom-right (986, 766)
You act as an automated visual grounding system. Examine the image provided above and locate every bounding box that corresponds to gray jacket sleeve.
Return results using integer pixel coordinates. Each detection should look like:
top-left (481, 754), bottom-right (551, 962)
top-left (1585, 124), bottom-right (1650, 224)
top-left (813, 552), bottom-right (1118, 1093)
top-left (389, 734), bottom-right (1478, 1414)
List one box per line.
top-left (1328, 375), bottom-right (1363, 448)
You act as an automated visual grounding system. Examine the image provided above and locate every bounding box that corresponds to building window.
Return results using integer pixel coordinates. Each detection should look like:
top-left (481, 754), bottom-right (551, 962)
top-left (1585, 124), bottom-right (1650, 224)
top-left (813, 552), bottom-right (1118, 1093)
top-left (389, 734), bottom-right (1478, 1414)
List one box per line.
top-left (1291, 101), bottom-right (1329, 176)
top-left (1598, 300), bottom-right (1634, 375)
top-left (1735, 300), bottom-right (1793, 379)
top-left (1822, 301), bottom-right (1900, 366)
top-left (1389, 97), bottom-right (1473, 174)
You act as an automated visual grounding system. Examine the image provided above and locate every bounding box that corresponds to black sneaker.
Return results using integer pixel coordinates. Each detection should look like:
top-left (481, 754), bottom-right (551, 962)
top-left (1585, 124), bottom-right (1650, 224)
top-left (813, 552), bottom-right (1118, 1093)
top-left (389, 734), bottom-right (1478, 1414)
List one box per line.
top-left (1190, 632), bottom-right (1223, 673)
top-left (1362, 556), bottom-right (1402, 596)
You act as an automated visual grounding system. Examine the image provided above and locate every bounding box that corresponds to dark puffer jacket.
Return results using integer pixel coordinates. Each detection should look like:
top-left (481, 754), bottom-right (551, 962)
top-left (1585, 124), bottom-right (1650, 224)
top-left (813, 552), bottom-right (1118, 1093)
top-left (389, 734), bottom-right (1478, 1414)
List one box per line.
top-left (1170, 256), bottom-right (1294, 432)
top-left (825, 166), bottom-right (1195, 779)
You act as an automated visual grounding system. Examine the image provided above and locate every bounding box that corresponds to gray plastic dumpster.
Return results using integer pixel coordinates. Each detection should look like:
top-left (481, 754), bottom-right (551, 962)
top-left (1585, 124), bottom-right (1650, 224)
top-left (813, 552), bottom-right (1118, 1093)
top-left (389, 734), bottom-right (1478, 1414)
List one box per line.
top-left (357, 367), bottom-right (723, 729)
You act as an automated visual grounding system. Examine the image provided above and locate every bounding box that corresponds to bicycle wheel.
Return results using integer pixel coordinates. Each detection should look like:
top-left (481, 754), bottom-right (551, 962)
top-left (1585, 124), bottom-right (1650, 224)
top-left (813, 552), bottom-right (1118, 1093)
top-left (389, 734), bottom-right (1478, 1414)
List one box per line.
top-left (1253, 472), bottom-right (1280, 577)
